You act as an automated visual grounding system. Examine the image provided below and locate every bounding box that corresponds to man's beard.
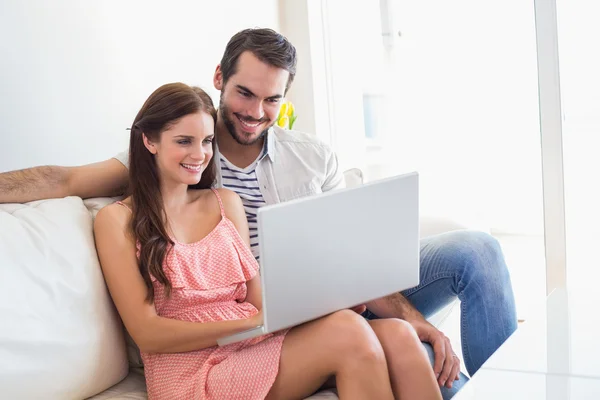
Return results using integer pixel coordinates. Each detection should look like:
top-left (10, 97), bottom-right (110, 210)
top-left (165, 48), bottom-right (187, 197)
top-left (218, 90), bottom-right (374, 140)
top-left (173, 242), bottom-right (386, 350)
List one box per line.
top-left (219, 95), bottom-right (272, 146)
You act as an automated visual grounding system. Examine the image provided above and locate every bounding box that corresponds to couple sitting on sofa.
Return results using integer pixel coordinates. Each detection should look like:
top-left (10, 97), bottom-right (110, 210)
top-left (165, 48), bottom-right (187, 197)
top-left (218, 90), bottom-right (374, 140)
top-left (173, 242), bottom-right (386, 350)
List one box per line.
top-left (0, 28), bottom-right (517, 399)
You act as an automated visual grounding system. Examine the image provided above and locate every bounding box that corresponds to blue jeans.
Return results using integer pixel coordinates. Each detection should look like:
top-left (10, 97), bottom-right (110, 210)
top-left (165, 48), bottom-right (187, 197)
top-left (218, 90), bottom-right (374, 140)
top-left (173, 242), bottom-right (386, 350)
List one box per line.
top-left (366, 230), bottom-right (517, 399)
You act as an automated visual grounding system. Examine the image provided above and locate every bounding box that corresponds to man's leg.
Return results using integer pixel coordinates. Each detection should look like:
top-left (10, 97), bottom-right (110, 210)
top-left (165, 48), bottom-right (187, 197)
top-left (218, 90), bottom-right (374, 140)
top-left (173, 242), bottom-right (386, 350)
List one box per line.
top-left (402, 230), bottom-right (518, 376)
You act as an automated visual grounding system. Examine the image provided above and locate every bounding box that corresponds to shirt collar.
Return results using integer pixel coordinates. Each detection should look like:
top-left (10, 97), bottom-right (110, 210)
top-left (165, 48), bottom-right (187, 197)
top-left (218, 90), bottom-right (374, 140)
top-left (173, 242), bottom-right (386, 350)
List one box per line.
top-left (215, 127), bottom-right (275, 164)
top-left (264, 127), bottom-right (276, 162)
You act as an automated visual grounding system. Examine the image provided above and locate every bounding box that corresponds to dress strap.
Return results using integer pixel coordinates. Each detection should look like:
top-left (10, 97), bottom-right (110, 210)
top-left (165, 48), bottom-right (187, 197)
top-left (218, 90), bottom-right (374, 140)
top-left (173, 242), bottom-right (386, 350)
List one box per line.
top-left (211, 188), bottom-right (226, 217)
top-left (115, 201), bottom-right (132, 213)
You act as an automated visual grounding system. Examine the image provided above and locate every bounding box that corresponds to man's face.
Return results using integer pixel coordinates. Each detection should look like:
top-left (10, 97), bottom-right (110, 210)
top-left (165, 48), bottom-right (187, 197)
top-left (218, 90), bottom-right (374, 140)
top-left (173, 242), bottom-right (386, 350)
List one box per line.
top-left (214, 51), bottom-right (289, 146)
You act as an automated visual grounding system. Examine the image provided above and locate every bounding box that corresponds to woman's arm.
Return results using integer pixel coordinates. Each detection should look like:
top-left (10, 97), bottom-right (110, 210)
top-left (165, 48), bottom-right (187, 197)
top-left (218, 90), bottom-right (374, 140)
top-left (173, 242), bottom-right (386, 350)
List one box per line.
top-left (94, 204), bottom-right (258, 354)
top-left (217, 188), bottom-right (262, 310)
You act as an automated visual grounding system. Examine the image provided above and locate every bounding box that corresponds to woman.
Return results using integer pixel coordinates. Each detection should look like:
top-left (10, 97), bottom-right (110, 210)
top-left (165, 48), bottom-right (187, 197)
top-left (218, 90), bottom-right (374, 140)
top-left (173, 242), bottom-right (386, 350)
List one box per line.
top-left (94, 82), bottom-right (442, 400)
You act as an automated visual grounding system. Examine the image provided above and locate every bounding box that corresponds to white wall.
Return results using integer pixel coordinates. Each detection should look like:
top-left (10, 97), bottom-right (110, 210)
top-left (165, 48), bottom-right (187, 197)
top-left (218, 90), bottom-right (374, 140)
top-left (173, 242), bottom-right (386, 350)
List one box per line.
top-left (0, 0), bottom-right (279, 172)
top-left (278, 0), bottom-right (332, 145)
top-left (278, 0), bottom-right (368, 174)
top-left (278, 1), bottom-right (317, 135)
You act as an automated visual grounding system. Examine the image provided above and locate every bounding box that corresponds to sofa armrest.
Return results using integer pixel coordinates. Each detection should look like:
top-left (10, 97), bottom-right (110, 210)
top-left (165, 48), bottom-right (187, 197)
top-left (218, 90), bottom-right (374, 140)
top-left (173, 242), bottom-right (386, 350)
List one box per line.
top-left (343, 168), bottom-right (364, 189)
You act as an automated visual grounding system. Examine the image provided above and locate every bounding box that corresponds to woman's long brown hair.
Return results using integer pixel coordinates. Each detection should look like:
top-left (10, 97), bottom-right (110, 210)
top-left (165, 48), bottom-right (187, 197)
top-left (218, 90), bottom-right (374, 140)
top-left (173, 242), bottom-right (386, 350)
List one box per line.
top-left (128, 83), bottom-right (217, 302)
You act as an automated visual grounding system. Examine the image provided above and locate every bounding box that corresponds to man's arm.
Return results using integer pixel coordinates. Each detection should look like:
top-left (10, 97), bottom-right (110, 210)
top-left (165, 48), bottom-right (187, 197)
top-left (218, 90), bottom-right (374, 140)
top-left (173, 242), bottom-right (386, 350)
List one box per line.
top-left (0, 158), bottom-right (129, 203)
top-left (366, 292), bottom-right (425, 322)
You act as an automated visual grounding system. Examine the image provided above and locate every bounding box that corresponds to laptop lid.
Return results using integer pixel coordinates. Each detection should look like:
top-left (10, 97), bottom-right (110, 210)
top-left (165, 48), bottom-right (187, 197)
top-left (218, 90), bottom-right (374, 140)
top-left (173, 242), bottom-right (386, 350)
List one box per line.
top-left (258, 172), bottom-right (420, 333)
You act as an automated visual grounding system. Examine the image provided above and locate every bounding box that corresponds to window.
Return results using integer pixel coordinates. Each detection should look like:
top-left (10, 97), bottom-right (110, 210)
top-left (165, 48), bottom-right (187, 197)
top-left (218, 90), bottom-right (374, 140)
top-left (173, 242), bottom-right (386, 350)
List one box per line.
top-left (318, 0), bottom-right (546, 318)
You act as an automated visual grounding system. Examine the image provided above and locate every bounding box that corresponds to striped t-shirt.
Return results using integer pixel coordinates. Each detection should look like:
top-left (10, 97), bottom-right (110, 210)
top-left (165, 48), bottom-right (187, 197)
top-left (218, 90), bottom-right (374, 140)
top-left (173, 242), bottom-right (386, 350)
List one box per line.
top-left (219, 152), bottom-right (267, 260)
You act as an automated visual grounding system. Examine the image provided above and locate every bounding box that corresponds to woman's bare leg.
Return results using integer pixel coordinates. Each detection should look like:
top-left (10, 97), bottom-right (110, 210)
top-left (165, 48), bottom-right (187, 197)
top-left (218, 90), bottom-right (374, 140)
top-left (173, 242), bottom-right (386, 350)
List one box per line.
top-left (369, 318), bottom-right (443, 400)
top-left (265, 310), bottom-right (394, 400)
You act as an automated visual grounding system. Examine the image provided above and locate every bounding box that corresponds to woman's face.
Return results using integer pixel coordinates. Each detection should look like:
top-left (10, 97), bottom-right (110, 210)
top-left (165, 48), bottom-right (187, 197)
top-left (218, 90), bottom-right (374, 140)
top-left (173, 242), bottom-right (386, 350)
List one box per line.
top-left (145, 111), bottom-right (215, 186)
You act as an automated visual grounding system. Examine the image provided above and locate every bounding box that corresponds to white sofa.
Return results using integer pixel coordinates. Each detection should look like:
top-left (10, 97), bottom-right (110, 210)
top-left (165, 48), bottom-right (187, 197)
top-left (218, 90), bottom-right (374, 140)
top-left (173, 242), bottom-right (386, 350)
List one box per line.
top-left (0, 170), bottom-right (465, 399)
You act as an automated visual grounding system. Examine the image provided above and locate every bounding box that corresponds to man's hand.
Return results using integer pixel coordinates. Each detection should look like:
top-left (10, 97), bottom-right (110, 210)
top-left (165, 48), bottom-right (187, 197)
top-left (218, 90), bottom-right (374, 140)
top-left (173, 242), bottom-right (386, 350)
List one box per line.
top-left (364, 292), bottom-right (461, 387)
top-left (411, 319), bottom-right (461, 388)
top-left (349, 304), bottom-right (367, 314)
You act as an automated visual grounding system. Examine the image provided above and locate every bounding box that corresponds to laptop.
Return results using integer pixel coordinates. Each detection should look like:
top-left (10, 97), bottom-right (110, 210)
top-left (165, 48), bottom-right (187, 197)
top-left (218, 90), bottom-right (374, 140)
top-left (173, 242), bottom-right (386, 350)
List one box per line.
top-left (217, 171), bottom-right (420, 346)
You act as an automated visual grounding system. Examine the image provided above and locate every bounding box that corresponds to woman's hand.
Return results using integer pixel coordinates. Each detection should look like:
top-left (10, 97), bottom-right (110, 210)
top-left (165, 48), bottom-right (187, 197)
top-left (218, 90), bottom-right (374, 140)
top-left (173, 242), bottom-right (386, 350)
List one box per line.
top-left (248, 310), bottom-right (263, 328)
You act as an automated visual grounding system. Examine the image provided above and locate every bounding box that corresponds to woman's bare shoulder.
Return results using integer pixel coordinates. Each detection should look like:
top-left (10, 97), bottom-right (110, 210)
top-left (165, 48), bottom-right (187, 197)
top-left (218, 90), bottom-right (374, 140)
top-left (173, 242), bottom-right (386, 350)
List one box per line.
top-left (94, 198), bottom-right (132, 236)
top-left (214, 188), bottom-right (243, 208)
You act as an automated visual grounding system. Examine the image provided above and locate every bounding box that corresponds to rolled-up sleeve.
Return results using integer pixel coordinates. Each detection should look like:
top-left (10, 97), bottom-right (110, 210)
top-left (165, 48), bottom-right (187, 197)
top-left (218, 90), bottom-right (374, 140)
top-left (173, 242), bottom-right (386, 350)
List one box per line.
top-left (322, 149), bottom-right (345, 192)
top-left (113, 149), bottom-right (130, 169)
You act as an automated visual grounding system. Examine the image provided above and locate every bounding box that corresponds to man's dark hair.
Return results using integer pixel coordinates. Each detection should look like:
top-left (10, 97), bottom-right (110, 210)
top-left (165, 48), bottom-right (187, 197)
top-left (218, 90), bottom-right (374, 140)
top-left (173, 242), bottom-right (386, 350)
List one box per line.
top-left (220, 28), bottom-right (297, 93)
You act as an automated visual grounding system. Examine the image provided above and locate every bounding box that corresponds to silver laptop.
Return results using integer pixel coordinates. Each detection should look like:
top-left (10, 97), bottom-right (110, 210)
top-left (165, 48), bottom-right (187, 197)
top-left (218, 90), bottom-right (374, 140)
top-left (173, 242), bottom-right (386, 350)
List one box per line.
top-left (217, 171), bottom-right (420, 346)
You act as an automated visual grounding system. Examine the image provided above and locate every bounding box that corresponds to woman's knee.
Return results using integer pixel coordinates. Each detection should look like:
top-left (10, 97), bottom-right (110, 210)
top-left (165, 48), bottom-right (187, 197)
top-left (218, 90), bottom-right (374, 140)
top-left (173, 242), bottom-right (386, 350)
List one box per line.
top-left (323, 310), bottom-right (386, 364)
top-left (372, 319), bottom-right (423, 354)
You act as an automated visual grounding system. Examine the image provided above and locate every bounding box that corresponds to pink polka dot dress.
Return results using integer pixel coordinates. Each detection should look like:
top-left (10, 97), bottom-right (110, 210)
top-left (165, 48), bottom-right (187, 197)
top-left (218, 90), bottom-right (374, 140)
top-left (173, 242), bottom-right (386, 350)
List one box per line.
top-left (117, 189), bottom-right (287, 399)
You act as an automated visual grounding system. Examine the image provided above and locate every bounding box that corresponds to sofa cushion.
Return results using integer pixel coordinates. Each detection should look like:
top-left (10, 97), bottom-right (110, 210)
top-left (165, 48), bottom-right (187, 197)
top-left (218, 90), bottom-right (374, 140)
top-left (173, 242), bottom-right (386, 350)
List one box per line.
top-left (84, 197), bottom-right (144, 370)
top-left (83, 196), bottom-right (122, 219)
top-left (87, 369), bottom-right (147, 400)
top-left (87, 369), bottom-right (339, 400)
top-left (0, 197), bottom-right (128, 399)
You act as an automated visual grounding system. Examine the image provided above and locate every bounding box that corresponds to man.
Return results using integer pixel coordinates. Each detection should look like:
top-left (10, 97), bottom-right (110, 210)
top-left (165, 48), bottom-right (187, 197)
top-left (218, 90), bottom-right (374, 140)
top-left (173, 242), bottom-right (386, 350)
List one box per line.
top-left (0, 28), bottom-right (517, 398)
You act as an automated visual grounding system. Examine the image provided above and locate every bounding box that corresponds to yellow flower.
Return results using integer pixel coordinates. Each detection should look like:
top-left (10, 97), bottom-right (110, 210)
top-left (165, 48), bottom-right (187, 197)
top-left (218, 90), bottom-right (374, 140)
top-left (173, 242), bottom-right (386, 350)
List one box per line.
top-left (276, 101), bottom-right (296, 130)
top-left (278, 103), bottom-right (289, 120)
top-left (277, 115), bottom-right (289, 129)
